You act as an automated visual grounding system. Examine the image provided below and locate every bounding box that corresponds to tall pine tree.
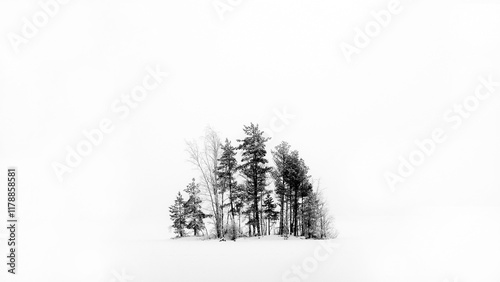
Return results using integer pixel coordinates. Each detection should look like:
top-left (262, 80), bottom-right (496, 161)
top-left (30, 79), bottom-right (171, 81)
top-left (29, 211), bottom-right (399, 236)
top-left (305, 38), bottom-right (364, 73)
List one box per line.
top-left (217, 139), bottom-right (239, 239)
top-left (271, 141), bottom-right (291, 235)
top-left (285, 150), bottom-right (311, 236)
top-left (238, 123), bottom-right (271, 237)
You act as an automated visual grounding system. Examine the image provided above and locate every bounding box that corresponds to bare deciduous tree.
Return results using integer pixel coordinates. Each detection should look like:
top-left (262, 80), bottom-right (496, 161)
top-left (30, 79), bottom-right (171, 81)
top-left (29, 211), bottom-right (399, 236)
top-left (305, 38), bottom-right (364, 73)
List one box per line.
top-left (186, 127), bottom-right (223, 238)
top-left (315, 181), bottom-right (338, 239)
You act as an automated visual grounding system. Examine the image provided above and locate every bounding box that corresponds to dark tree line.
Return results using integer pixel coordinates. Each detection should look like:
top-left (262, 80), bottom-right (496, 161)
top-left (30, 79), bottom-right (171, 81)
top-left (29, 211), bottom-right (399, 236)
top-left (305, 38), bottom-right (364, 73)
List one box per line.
top-left (170, 123), bottom-right (336, 240)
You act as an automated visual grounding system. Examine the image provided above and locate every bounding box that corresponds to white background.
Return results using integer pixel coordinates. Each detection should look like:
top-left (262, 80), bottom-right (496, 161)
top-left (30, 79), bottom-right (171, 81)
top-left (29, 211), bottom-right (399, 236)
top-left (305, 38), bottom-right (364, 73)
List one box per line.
top-left (1, 0), bottom-right (500, 281)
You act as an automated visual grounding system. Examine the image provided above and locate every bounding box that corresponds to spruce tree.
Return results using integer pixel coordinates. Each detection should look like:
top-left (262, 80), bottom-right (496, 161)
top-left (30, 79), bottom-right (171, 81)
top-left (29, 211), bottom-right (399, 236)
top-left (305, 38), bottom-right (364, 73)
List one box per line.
top-left (263, 194), bottom-right (278, 235)
top-left (169, 191), bottom-right (187, 237)
top-left (184, 179), bottom-right (206, 236)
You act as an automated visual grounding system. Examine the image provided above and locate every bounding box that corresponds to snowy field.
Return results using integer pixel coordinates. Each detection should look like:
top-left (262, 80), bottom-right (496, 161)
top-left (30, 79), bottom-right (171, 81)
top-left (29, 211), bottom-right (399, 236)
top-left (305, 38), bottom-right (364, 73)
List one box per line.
top-left (1, 208), bottom-right (499, 282)
top-left (1, 0), bottom-right (500, 281)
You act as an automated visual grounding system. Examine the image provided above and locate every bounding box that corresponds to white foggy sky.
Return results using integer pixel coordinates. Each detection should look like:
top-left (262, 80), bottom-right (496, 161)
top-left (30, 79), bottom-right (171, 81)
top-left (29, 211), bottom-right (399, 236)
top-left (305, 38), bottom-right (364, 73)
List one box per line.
top-left (0, 0), bottom-right (500, 245)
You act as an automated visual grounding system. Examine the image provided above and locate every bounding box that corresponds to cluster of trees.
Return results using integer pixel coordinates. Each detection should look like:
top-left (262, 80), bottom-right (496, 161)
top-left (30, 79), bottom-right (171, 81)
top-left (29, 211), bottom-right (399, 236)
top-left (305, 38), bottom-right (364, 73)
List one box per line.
top-left (169, 178), bottom-right (207, 237)
top-left (170, 123), bottom-right (336, 240)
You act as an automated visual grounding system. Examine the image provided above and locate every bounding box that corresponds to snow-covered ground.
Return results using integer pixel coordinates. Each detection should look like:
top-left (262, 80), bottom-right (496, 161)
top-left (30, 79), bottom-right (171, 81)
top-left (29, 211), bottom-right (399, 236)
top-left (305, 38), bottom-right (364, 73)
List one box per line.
top-left (2, 207), bottom-right (499, 282)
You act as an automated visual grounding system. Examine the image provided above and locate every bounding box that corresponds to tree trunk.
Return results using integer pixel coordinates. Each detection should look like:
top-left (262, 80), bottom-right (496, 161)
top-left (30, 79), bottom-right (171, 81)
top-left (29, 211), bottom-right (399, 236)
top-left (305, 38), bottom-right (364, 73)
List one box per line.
top-left (279, 193), bottom-right (284, 235)
top-left (294, 188), bottom-right (298, 236)
top-left (229, 182), bottom-right (236, 239)
top-left (221, 190), bottom-right (225, 237)
top-left (268, 218), bottom-right (271, 235)
top-left (301, 195), bottom-right (304, 236)
top-left (260, 192), bottom-right (264, 236)
top-left (238, 212), bottom-right (241, 235)
top-left (290, 205), bottom-right (292, 235)
top-left (254, 179), bottom-right (261, 236)
top-left (285, 195), bottom-right (289, 235)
